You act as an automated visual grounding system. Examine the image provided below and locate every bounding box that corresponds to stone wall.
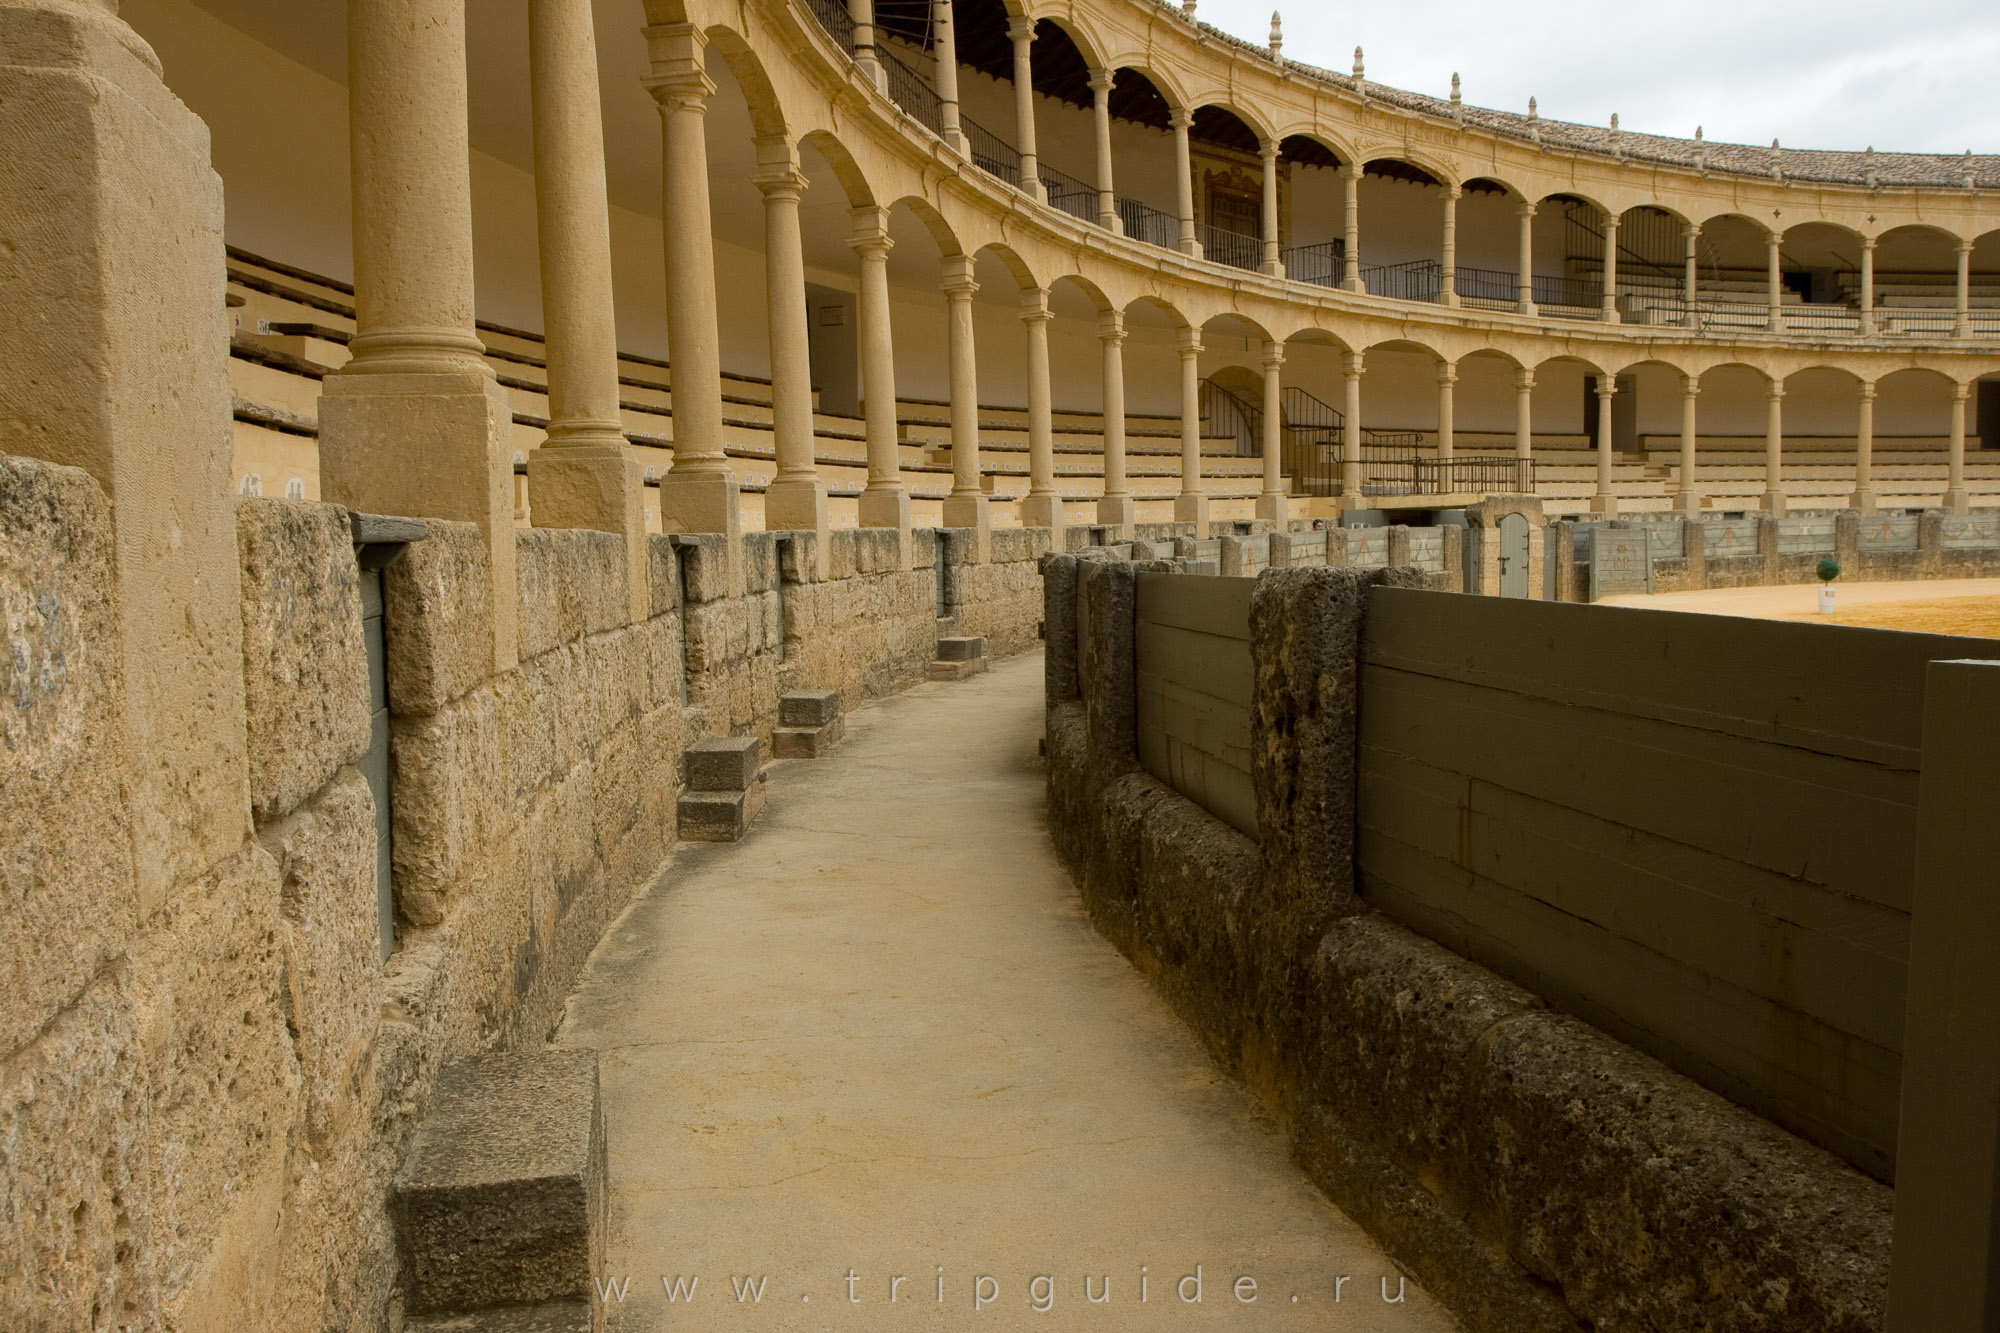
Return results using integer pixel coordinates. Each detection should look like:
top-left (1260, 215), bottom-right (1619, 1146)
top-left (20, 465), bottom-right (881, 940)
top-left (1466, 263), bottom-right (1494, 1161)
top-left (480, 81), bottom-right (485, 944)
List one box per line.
top-left (1, 457), bottom-right (1043, 1331)
top-left (1040, 552), bottom-right (1892, 1333)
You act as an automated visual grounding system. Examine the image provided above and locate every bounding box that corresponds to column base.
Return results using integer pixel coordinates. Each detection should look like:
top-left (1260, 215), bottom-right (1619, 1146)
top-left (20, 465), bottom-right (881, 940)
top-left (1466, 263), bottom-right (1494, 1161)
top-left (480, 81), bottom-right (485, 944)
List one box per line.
top-left (1255, 491), bottom-right (1290, 525)
top-left (1095, 492), bottom-right (1135, 537)
top-left (1943, 487), bottom-right (1970, 515)
top-left (764, 474), bottom-right (830, 577)
top-left (527, 441), bottom-right (651, 624)
top-left (1761, 489), bottom-right (1788, 516)
top-left (1020, 491), bottom-right (1065, 536)
top-left (1179, 238), bottom-right (1201, 258)
top-left (1517, 300), bottom-right (1538, 318)
top-left (1673, 489), bottom-right (1703, 518)
top-left (1343, 278), bottom-right (1365, 294)
top-left (320, 365), bottom-right (518, 670)
top-left (1260, 260), bottom-right (1286, 279)
top-left (660, 465), bottom-right (744, 597)
top-left (1173, 492), bottom-right (1209, 532)
top-left (1849, 486), bottom-right (1878, 516)
top-left (941, 491), bottom-right (991, 562)
top-left (1441, 292), bottom-right (1461, 308)
top-left (1588, 492), bottom-right (1620, 516)
top-left (858, 482), bottom-right (912, 569)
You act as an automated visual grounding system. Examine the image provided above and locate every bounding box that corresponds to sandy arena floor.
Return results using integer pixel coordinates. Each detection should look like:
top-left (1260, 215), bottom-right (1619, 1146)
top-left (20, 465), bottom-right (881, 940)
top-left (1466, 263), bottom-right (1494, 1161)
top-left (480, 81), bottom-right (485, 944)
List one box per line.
top-left (1599, 579), bottom-right (2000, 641)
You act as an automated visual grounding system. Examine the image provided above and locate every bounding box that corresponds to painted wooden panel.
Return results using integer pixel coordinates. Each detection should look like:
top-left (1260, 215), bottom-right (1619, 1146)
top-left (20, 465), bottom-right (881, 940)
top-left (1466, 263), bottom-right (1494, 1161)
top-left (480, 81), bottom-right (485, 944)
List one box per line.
top-left (1135, 573), bottom-right (1256, 836)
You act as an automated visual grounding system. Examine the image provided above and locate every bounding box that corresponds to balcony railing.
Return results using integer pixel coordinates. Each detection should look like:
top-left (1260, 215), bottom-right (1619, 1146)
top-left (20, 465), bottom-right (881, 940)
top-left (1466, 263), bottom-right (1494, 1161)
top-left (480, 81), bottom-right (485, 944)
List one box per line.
top-left (1198, 223), bottom-right (1262, 272)
top-left (961, 116), bottom-right (1020, 188)
top-left (803, 0), bottom-right (854, 50)
top-left (881, 52), bottom-right (943, 137)
top-left (1453, 265), bottom-right (1526, 305)
top-left (1039, 163), bottom-right (1096, 223)
top-left (1360, 260), bottom-right (1441, 303)
top-left (1116, 197), bottom-right (1179, 249)
top-left (1280, 241), bottom-right (1345, 288)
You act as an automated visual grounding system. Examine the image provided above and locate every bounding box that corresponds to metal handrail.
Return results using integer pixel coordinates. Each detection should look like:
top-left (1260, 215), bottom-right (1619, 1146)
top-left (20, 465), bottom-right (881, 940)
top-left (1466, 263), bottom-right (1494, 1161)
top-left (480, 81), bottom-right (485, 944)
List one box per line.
top-left (880, 51), bottom-right (943, 136)
top-left (960, 115), bottom-right (1020, 188)
top-left (1199, 379), bottom-right (1261, 455)
top-left (803, 0), bottom-right (855, 50)
top-left (1116, 197), bottom-right (1179, 249)
top-left (1360, 259), bottom-right (1441, 303)
top-left (1197, 223), bottom-right (1262, 272)
top-left (1039, 163), bottom-right (1097, 222)
top-left (1280, 240), bottom-right (1345, 288)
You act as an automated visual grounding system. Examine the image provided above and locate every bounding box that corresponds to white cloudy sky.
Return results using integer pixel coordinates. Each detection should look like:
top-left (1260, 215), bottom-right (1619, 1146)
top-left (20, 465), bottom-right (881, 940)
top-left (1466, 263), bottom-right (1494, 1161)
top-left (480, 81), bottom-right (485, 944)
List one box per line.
top-left (1196, 0), bottom-right (2000, 155)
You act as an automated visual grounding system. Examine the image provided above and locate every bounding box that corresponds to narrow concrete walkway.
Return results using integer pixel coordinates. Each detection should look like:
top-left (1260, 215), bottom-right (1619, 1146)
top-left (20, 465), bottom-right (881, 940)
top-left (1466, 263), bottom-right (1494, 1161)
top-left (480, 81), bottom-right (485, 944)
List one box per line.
top-left (559, 653), bottom-right (1455, 1331)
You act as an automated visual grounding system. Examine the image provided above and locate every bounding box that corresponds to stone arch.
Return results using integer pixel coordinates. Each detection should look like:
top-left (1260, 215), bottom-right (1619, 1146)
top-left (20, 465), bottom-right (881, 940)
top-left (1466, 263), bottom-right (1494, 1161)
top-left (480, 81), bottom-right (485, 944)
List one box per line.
top-left (975, 241), bottom-right (1043, 294)
top-left (887, 192), bottom-right (966, 259)
top-left (703, 25), bottom-right (790, 141)
top-left (799, 129), bottom-right (878, 208)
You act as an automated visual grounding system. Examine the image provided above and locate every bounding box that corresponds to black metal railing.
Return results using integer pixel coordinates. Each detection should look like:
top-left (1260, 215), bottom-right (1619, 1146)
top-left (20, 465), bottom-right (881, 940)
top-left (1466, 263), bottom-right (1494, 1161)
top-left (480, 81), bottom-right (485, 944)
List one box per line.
top-left (1199, 379), bottom-right (1261, 455)
top-left (1039, 163), bottom-right (1097, 223)
top-left (961, 115), bottom-right (1020, 188)
top-left (1415, 456), bottom-right (1535, 495)
top-left (804, 0), bottom-right (855, 50)
top-left (881, 52), bottom-right (943, 136)
top-left (1116, 196), bottom-right (1179, 249)
top-left (1533, 273), bottom-right (1601, 310)
top-left (1360, 259), bottom-right (1441, 303)
top-left (1454, 265), bottom-right (1525, 304)
top-left (1198, 223), bottom-right (1262, 272)
top-left (1280, 240), bottom-right (1345, 287)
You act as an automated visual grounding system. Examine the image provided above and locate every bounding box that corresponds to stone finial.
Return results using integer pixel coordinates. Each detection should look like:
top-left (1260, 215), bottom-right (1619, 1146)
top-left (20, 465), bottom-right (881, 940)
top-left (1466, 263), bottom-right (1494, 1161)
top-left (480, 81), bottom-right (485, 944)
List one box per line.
top-left (1450, 72), bottom-right (1463, 123)
top-left (1181, 0), bottom-right (1196, 15)
top-left (1770, 137), bottom-right (1784, 182)
top-left (1864, 144), bottom-right (1877, 190)
top-left (1269, 11), bottom-right (1282, 61)
top-left (1610, 111), bottom-right (1623, 161)
top-left (1965, 149), bottom-right (1978, 190)
top-left (1694, 125), bottom-right (1706, 175)
top-left (1352, 46), bottom-right (1366, 99)
top-left (1528, 96), bottom-right (1541, 147)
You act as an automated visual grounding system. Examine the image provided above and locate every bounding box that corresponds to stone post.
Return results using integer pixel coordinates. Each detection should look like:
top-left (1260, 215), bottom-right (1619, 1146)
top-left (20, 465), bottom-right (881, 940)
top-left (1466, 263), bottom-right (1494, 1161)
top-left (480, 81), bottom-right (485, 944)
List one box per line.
top-left (754, 139), bottom-right (828, 572)
top-left (1342, 353), bottom-right (1365, 502)
top-left (1090, 69), bottom-right (1117, 231)
top-left (1175, 330), bottom-right (1209, 530)
top-left (1515, 202), bottom-right (1537, 314)
top-left (1590, 375), bottom-right (1618, 514)
top-left (1763, 379), bottom-right (1787, 514)
top-left (644, 25), bottom-right (740, 554)
top-left (1676, 373), bottom-right (1702, 516)
top-left (1439, 183), bottom-right (1460, 305)
top-left (1860, 235), bottom-right (1877, 336)
top-left (932, 0), bottom-right (964, 153)
top-left (324, 0), bottom-right (518, 671)
top-left (849, 0), bottom-right (882, 87)
top-left (1259, 137), bottom-right (1284, 276)
top-left (1945, 381), bottom-right (1970, 514)
top-left (1767, 228), bottom-right (1784, 332)
top-left (848, 208), bottom-right (910, 563)
top-left (1956, 240), bottom-right (1974, 339)
top-left (0, 0), bottom-right (250, 912)
top-left (526, 0), bottom-right (648, 624)
top-left (1007, 18), bottom-right (1042, 200)
top-left (941, 254), bottom-right (989, 555)
top-left (1171, 110), bottom-right (1199, 255)
top-left (1341, 163), bottom-right (1363, 291)
top-left (1436, 360), bottom-right (1457, 465)
top-left (1257, 341), bottom-right (1289, 524)
top-left (1683, 223), bottom-right (1701, 328)
top-left (1515, 369), bottom-right (1535, 490)
top-left (1019, 287), bottom-right (1062, 533)
top-left (1600, 210), bottom-right (1621, 322)
top-left (1097, 309), bottom-right (1134, 533)
top-left (1851, 380), bottom-right (1878, 514)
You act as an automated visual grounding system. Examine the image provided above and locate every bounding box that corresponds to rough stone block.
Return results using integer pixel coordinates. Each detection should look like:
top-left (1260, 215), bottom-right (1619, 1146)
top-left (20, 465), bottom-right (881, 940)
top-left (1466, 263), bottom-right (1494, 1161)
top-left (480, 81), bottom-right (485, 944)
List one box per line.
top-left (237, 496), bottom-right (372, 821)
top-left (778, 689), bottom-right (840, 728)
top-left (383, 519), bottom-right (495, 715)
top-left (391, 685), bottom-right (507, 925)
top-left (776, 530), bottom-right (819, 585)
top-left (646, 534), bottom-right (681, 617)
top-left (909, 526), bottom-right (938, 569)
top-left (741, 531), bottom-right (779, 594)
top-left (673, 534), bottom-right (730, 604)
top-left (390, 1050), bottom-right (607, 1316)
top-left (676, 783), bottom-right (765, 841)
top-left (936, 635), bottom-right (985, 662)
top-left (685, 735), bottom-right (760, 792)
top-left (773, 717), bottom-right (843, 758)
top-left (927, 658), bottom-right (988, 682)
top-left (0, 453), bottom-right (137, 1058)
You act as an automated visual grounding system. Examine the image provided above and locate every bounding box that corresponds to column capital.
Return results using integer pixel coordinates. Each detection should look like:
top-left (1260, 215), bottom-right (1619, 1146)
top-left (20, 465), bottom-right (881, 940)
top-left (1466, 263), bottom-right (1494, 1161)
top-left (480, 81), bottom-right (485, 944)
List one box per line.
top-left (1860, 233), bottom-right (1878, 250)
top-left (1767, 378), bottom-right (1786, 400)
top-left (1261, 339), bottom-right (1285, 370)
top-left (1258, 136), bottom-right (1279, 162)
top-left (1958, 238), bottom-right (1977, 256)
top-left (1953, 379), bottom-right (1973, 401)
top-left (752, 165), bottom-right (808, 200)
top-left (1443, 181), bottom-right (1462, 201)
top-left (1436, 360), bottom-right (1458, 386)
top-left (1603, 210), bottom-right (1620, 232)
top-left (1596, 374), bottom-right (1619, 398)
top-left (1176, 329), bottom-right (1203, 356)
top-left (1515, 368), bottom-right (1536, 391)
top-left (1858, 379), bottom-right (1878, 399)
top-left (1516, 200), bottom-right (1537, 219)
top-left (1168, 107), bottom-right (1194, 131)
top-left (940, 253), bottom-right (978, 297)
top-left (1682, 373), bottom-right (1702, 397)
top-left (1682, 222), bottom-right (1701, 239)
top-left (1087, 68), bottom-right (1114, 95)
top-left (1019, 286), bottom-right (1053, 322)
top-left (643, 67), bottom-right (714, 114)
top-left (1768, 226), bottom-right (1785, 244)
top-left (642, 22), bottom-right (711, 103)
top-left (1007, 14), bottom-right (1036, 41)
top-left (848, 205), bottom-right (893, 256)
top-left (1340, 161), bottom-right (1363, 180)
top-left (1099, 309), bottom-right (1127, 344)
top-left (1343, 350), bottom-right (1365, 376)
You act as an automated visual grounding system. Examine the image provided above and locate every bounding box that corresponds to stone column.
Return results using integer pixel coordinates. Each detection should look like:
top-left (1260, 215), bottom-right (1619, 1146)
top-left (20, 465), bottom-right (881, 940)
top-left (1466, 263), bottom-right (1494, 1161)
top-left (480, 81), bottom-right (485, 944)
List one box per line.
top-left (1956, 240), bottom-right (1974, 339)
top-left (1946, 381), bottom-right (1970, 514)
top-left (1516, 202), bottom-right (1537, 314)
top-left (1259, 138), bottom-right (1284, 276)
top-left (849, 207), bottom-right (910, 557)
top-left (1440, 183), bottom-right (1460, 306)
top-left (940, 255), bottom-right (989, 553)
top-left (0, 0), bottom-right (253, 912)
top-left (1436, 361), bottom-right (1457, 468)
top-left (1677, 374), bottom-right (1702, 516)
top-left (1175, 330), bottom-right (1208, 529)
top-left (1341, 163), bottom-right (1363, 291)
top-left (1007, 17), bottom-right (1042, 201)
top-left (1767, 228), bottom-right (1784, 332)
top-left (1763, 379), bottom-right (1787, 514)
top-left (850, 0), bottom-right (882, 88)
top-left (1851, 379), bottom-right (1878, 515)
top-left (645, 26), bottom-right (740, 550)
top-left (1342, 353), bottom-right (1365, 502)
top-left (754, 139), bottom-right (827, 568)
top-left (1860, 235), bottom-right (1877, 336)
top-left (1590, 375), bottom-right (1618, 514)
top-left (525, 0), bottom-right (648, 622)
top-left (1257, 341), bottom-right (1289, 523)
top-left (1097, 309), bottom-right (1135, 533)
top-left (1601, 211), bottom-right (1621, 322)
top-left (1019, 287), bottom-right (1063, 533)
top-left (1515, 369), bottom-right (1535, 490)
top-left (1172, 109), bottom-right (1198, 255)
top-left (933, 0), bottom-right (964, 153)
top-left (1090, 69), bottom-right (1117, 231)
top-left (324, 0), bottom-right (518, 670)
top-left (1683, 223), bottom-right (1701, 328)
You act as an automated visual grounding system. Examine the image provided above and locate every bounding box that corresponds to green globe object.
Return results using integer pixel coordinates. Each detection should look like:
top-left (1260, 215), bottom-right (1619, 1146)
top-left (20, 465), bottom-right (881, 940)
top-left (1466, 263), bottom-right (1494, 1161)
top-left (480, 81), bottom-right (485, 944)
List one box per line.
top-left (1816, 557), bottom-right (1842, 584)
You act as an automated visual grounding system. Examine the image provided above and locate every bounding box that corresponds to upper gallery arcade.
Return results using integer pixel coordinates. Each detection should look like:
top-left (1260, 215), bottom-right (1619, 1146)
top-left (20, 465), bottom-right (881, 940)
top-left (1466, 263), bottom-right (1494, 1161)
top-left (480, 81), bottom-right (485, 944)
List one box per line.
top-left (117, 0), bottom-right (2000, 543)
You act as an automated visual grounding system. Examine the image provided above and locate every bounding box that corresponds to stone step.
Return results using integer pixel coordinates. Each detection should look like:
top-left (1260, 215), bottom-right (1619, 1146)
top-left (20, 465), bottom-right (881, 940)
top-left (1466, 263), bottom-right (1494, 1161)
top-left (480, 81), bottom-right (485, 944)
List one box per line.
top-left (677, 784), bottom-right (766, 841)
top-left (773, 690), bottom-right (844, 759)
top-left (936, 635), bottom-right (986, 662)
top-left (389, 1052), bottom-right (607, 1324)
top-left (685, 735), bottom-right (760, 793)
